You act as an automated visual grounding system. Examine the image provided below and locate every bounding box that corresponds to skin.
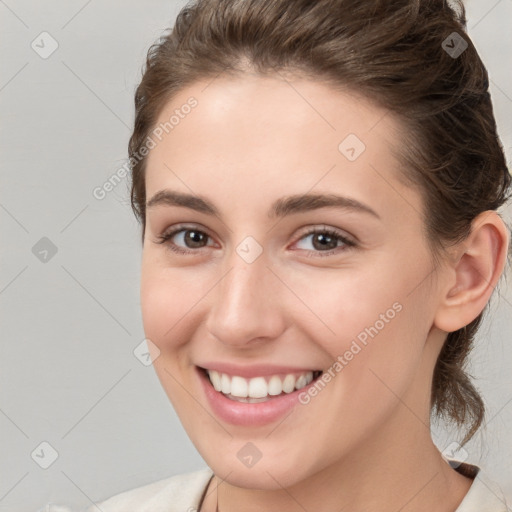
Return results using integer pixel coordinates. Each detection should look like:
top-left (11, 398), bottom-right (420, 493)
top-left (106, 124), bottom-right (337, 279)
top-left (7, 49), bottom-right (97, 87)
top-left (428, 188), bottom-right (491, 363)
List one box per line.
top-left (140, 73), bottom-right (509, 512)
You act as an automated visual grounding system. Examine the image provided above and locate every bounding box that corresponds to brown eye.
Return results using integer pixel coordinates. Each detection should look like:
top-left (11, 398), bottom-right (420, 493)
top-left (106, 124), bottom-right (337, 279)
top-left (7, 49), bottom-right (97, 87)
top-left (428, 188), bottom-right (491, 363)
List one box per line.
top-left (155, 225), bottom-right (214, 255)
top-left (180, 229), bottom-right (209, 248)
top-left (294, 227), bottom-right (356, 257)
top-left (310, 232), bottom-right (339, 251)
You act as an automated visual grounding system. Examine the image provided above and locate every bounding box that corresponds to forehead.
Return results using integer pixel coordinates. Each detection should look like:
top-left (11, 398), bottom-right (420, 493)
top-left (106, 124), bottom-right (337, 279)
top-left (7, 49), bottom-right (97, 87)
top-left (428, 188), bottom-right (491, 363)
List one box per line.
top-left (144, 74), bottom-right (421, 226)
top-left (152, 73), bottom-right (393, 145)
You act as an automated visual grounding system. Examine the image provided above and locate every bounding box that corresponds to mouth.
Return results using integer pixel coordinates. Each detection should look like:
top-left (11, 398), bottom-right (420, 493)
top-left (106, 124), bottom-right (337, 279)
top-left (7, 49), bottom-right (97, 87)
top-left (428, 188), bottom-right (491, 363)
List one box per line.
top-left (199, 367), bottom-right (323, 403)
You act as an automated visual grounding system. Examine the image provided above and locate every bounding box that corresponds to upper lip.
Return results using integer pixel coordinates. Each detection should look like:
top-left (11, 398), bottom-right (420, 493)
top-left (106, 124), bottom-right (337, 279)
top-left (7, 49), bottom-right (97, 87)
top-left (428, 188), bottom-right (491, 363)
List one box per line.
top-left (197, 362), bottom-right (321, 379)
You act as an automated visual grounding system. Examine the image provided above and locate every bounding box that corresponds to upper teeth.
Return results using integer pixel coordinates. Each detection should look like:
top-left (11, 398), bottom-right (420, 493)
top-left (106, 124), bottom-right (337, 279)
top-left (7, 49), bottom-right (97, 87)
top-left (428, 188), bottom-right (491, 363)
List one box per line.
top-left (206, 370), bottom-right (315, 398)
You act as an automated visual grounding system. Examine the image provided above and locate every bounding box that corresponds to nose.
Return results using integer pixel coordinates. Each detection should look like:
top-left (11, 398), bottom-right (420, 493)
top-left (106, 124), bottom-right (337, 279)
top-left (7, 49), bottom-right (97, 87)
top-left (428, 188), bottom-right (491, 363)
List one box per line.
top-left (205, 247), bottom-right (287, 348)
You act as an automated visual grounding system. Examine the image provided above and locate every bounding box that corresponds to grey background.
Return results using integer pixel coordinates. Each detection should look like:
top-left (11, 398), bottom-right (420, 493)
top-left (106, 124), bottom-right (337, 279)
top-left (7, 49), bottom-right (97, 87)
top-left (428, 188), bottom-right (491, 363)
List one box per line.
top-left (0, 1), bottom-right (511, 511)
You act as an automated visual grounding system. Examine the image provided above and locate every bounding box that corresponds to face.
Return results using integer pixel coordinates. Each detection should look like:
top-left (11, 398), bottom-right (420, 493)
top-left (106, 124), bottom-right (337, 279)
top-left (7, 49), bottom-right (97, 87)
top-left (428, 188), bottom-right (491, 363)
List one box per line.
top-left (140, 73), bottom-right (446, 490)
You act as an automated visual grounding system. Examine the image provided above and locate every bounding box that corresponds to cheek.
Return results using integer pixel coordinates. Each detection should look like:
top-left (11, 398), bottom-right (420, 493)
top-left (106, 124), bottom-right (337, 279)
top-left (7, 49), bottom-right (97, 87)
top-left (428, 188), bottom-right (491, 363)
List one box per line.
top-left (307, 249), bottom-right (433, 354)
top-left (140, 277), bottom-right (171, 349)
top-left (289, 265), bottom-right (431, 407)
top-left (140, 260), bottom-right (205, 350)
top-left (285, 265), bottom-right (408, 354)
top-left (291, 304), bottom-right (425, 465)
top-left (140, 264), bottom-right (202, 412)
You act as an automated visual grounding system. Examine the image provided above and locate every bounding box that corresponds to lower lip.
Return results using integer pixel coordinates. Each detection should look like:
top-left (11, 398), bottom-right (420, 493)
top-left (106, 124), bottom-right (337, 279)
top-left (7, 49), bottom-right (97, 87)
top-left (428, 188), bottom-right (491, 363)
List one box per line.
top-left (197, 367), bottom-right (314, 427)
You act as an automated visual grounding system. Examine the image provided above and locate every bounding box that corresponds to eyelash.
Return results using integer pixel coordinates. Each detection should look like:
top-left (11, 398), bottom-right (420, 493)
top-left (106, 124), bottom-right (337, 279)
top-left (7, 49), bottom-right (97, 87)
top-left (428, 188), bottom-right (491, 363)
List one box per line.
top-left (154, 224), bottom-right (357, 257)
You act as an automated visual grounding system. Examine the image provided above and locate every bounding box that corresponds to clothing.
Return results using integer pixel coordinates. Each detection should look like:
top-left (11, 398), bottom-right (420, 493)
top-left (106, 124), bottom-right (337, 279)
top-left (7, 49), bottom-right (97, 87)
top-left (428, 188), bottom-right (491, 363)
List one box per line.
top-left (39, 460), bottom-right (511, 512)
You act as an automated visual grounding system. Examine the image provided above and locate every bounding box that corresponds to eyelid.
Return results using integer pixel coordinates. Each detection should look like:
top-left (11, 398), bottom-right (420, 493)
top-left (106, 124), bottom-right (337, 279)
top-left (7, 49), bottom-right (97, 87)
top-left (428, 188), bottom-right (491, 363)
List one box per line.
top-left (293, 224), bottom-right (357, 245)
top-left (159, 222), bottom-right (212, 239)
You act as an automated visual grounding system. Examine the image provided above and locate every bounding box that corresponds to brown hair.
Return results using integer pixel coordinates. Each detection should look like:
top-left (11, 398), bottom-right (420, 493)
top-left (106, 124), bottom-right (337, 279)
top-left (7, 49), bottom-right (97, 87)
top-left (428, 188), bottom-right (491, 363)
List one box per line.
top-left (129, 0), bottom-right (511, 446)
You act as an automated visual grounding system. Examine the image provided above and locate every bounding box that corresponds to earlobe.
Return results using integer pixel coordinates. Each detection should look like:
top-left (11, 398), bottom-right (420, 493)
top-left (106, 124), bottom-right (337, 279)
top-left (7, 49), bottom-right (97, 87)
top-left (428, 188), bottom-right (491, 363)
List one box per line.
top-left (434, 211), bottom-right (509, 333)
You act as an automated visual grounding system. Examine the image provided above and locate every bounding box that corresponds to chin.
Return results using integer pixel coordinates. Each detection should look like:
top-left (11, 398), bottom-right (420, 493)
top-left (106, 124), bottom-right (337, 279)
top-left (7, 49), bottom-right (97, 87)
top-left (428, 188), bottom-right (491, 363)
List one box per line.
top-left (201, 444), bottom-right (318, 491)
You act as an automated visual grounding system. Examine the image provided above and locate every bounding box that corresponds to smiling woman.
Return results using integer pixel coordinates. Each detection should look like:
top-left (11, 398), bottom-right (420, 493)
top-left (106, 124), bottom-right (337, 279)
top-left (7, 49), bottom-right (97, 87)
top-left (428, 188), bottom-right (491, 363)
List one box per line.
top-left (58, 0), bottom-right (511, 510)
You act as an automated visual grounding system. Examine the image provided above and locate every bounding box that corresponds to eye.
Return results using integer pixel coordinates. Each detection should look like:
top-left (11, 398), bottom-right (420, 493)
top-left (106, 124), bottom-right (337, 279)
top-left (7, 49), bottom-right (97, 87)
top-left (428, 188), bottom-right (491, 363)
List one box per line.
top-left (154, 224), bottom-right (356, 257)
top-left (154, 224), bottom-right (215, 255)
top-left (292, 226), bottom-right (356, 257)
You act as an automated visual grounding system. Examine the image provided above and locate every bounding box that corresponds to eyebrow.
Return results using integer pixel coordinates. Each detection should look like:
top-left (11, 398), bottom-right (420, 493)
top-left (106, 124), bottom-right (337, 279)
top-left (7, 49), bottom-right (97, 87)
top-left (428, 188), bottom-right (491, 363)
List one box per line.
top-left (146, 190), bottom-right (380, 220)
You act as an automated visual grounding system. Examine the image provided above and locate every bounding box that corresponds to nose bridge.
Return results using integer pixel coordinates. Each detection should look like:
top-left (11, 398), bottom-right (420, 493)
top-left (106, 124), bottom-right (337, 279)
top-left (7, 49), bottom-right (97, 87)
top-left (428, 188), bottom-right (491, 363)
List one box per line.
top-left (206, 243), bottom-right (285, 346)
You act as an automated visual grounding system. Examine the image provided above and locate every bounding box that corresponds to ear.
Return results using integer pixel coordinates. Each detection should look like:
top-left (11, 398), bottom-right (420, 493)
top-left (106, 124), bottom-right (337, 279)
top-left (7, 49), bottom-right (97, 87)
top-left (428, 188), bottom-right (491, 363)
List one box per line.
top-left (434, 210), bottom-right (510, 333)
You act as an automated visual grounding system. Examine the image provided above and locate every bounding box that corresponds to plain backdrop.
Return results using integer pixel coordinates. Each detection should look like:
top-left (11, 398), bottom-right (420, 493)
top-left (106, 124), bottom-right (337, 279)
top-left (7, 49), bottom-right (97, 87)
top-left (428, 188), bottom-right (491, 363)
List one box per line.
top-left (1, 1), bottom-right (511, 511)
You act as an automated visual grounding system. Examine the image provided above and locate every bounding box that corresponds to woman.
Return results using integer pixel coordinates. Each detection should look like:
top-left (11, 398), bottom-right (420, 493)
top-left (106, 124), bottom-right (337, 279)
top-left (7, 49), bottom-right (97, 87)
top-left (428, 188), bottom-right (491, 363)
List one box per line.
top-left (47, 0), bottom-right (511, 510)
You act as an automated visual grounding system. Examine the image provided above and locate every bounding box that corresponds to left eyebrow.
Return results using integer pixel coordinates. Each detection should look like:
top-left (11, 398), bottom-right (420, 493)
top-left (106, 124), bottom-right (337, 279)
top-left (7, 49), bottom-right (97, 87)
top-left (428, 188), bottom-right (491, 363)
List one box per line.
top-left (146, 190), bottom-right (380, 220)
top-left (270, 193), bottom-right (380, 220)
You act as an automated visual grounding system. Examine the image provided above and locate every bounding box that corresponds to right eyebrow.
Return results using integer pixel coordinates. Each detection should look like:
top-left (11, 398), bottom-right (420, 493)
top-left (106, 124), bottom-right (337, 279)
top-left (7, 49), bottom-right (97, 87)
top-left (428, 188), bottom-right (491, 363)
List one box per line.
top-left (146, 189), bottom-right (219, 216)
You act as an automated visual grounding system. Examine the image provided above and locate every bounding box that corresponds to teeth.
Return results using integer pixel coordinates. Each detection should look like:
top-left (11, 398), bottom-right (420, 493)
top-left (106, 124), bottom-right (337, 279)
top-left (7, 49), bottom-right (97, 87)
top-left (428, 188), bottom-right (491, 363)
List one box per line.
top-left (282, 374), bottom-right (296, 393)
top-left (231, 376), bottom-right (248, 397)
top-left (209, 370), bottom-right (222, 392)
top-left (248, 377), bottom-right (268, 398)
top-left (221, 373), bottom-right (231, 394)
top-left (268, 375), bottom-right (282, 396)
top-left (206, 369), bottom-right (317, 399)
top-left (295, 374), bottom-right (307, 389)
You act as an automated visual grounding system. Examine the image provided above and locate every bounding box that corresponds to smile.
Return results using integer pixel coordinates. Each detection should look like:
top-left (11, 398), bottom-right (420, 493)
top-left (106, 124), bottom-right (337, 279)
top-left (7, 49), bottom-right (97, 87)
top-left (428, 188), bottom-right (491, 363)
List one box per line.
top-left (205, 369), bottom-right (322, 403)
top-left (196, 364), bottom-right (325, 425)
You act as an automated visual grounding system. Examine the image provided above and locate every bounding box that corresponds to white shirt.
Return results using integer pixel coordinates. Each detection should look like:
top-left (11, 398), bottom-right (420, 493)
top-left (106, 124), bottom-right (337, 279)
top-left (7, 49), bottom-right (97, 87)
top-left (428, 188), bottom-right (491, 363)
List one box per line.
top-left (39, 460), bottom-right (511, 512)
